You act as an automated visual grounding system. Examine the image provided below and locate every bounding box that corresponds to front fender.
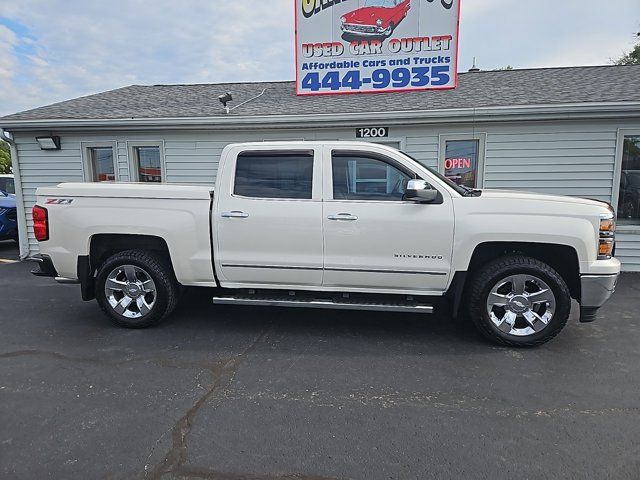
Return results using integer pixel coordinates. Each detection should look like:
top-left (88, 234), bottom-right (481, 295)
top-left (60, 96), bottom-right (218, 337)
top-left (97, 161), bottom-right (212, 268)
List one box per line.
top-left (451, 208), bottom-right (598, 274)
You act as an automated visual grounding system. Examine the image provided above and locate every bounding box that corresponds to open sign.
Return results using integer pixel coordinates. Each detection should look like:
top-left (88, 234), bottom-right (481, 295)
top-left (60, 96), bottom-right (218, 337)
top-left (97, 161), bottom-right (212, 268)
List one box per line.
top-left (444, 157), bottom-right (472, 170)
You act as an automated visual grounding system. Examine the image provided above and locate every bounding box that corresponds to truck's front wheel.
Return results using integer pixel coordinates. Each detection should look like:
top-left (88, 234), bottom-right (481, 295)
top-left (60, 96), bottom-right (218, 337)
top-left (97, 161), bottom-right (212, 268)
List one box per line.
top-left (467, 255), bottom-right (571, 347)
top-left (95, 250), bottom-right (179, 328)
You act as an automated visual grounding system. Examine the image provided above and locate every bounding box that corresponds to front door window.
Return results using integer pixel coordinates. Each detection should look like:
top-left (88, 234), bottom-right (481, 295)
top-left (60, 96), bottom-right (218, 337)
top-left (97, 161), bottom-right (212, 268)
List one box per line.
top-left (332, 153), bottom-right (411, 201)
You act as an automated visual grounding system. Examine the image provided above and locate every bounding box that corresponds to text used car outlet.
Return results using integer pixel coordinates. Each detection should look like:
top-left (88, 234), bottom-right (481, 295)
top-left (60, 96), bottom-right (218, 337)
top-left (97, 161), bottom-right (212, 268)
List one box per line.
top-left (31, 142), bottom-right (620, 347)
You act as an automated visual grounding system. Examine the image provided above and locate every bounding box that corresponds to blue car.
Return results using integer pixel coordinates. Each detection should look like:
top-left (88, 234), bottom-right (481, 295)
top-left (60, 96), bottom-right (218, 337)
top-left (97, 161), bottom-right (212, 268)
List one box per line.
top-left (0, 190), bottom-right (18, 242)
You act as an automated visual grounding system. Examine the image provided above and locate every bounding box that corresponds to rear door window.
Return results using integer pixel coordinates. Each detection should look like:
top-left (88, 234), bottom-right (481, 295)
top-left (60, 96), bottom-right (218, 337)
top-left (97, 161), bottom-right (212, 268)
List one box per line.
top-left (234, 152), bottom-right (313, 200)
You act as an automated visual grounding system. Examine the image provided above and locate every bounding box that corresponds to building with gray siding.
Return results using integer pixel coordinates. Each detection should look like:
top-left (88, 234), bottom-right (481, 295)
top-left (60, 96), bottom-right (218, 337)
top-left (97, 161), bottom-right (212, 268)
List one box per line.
top-left (1, 65), bottom-right (640, 270)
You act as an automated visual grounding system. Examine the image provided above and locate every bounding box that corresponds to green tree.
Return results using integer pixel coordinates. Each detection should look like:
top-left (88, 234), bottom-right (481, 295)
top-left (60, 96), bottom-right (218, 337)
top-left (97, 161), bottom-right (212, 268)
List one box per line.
top-left (615, 31), bottom-right (640, 65)
top-left (0, 140), bottom-right (11, 174)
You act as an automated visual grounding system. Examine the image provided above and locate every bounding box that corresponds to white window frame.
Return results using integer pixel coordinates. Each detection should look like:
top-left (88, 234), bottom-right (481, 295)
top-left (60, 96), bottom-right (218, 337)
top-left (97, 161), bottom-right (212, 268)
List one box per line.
top-left (81, 142), bottom-right (118, 182)
top-left (613, 128), bottom-right (640, 232)
top-left (127, 140), bottom-right (166, 183)
top-left (438, 133), bottom-right (487, 188)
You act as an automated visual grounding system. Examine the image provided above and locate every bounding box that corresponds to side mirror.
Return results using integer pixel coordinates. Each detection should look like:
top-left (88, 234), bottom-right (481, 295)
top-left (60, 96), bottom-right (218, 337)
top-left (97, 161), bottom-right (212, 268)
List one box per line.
top-left (404, 179), bottom-right (439, 203)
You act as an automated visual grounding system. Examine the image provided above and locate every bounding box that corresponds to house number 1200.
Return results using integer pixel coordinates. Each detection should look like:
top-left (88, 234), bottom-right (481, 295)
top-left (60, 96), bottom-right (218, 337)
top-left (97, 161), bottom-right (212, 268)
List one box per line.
top-left (356, 127), bottom-right (389, 138)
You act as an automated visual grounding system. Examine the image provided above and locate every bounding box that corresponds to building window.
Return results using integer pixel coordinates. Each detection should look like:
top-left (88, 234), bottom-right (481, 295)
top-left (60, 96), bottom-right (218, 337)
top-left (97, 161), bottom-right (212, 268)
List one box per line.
top-left (439, 134), bottom-right (486, 189)
top-left (444, 140), bottom-right (479, 188)
top-left (332, 152), bottom-right (411, 202)
top-left (617, 136), bottom-right (640, 225)
top-left (133, 146), bottom-right (162, 182)
top-left (234, 151), bottom-right (314, 199)
top-left (127, 141), bottom-right (165, 183)
top-left (88, 147), bottom-right (115, 182)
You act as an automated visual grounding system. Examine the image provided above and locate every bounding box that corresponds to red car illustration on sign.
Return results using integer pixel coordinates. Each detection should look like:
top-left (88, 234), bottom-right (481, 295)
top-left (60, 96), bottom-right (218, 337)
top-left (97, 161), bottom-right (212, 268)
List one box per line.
top-left (341, 0), bottom-right (411, 38)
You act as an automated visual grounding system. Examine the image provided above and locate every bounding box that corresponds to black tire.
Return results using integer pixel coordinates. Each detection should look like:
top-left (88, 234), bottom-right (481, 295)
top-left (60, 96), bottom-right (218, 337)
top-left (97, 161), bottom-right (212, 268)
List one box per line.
top-left (95, 249), bottom-right (179, 328)
top-left (466, 255), bottom-right (571, 347)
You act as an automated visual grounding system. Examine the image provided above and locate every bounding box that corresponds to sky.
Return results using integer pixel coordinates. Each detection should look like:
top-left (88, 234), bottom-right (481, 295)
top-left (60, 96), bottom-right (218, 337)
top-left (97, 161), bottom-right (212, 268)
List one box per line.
top-left (0, 0), bottom-right (638, 116)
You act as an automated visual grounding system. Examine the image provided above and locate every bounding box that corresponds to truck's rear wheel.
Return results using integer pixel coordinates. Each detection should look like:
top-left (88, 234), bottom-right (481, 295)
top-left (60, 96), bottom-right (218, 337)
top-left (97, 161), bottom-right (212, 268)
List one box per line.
top-left (95, 250), bottom-right (178, 328)
top-left (467, 255), bottom-right (571, 347)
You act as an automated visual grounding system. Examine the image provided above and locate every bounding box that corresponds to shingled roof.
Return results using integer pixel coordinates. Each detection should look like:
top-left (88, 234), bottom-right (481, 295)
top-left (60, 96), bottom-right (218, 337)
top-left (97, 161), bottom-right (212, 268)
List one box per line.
top-left (2, 65), bottom-right (640, 123)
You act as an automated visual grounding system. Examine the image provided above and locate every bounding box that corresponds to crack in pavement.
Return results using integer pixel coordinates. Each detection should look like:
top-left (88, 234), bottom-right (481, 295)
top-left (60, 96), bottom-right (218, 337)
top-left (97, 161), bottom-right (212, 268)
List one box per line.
top-left (144, 326), bottom-right (272, 480)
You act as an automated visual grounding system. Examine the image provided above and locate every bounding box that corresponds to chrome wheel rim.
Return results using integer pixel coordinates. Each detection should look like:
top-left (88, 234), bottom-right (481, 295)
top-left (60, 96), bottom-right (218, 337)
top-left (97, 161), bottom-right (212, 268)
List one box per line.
top-left (486, 274), bottom-right (556, 337)
top-left (105, 265), bottom-right (156, 319)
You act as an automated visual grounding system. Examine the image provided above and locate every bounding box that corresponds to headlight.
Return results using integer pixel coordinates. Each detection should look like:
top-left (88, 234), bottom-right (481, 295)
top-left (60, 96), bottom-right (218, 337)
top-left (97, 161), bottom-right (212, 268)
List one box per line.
top-left (376, 18), bottom-right (383, 26)
top-left (0, 208), bottom-right (7, 215)
top-left (598, 213), bottom-right (615, 259)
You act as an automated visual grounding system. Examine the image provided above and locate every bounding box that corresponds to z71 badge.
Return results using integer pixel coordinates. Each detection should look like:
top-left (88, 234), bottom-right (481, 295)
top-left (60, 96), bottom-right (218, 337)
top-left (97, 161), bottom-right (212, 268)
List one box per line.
top-left (45, 199), bottom-right (74, 205)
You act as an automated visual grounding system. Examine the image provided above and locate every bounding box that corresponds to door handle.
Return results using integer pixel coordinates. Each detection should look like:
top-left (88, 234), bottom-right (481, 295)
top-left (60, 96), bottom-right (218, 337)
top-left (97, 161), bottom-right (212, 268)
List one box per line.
top-left (221, 211), bottom-right (249, 219)
top-left (327, 213), bottom-right (358, 221)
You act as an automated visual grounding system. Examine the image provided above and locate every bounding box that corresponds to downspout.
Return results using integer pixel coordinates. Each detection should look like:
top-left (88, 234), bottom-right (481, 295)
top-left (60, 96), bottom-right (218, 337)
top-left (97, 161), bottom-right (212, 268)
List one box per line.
top-left (1, 129), bottom-right (29, 260)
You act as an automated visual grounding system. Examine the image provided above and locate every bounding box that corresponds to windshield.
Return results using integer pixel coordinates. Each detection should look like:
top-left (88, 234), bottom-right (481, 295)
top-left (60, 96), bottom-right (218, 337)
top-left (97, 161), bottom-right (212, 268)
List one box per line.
top-left (364, 0), bottom-right (396, 7)
top-left (400, 152), bottom-right (469, 195)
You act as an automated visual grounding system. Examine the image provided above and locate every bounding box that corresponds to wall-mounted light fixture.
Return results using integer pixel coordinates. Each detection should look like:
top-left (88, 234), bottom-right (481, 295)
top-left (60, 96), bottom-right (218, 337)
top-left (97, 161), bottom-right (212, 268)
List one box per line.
top-left (36, 136), bottom-right (61, 150)
top-left (218, 92), bottom-right (233, 114)
top-left (218, 89), bottom-right (266, 115)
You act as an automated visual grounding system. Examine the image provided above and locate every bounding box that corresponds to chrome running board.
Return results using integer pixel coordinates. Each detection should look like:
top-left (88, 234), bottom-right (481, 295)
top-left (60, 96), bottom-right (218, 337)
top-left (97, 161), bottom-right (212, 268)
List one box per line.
top-left (212, 295), bottom-right (433, 314)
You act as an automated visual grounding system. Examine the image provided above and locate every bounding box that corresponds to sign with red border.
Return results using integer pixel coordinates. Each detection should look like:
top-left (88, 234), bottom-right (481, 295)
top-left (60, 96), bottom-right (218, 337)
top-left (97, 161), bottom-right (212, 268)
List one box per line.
top-left (295, 0), bottom-right (460, 96)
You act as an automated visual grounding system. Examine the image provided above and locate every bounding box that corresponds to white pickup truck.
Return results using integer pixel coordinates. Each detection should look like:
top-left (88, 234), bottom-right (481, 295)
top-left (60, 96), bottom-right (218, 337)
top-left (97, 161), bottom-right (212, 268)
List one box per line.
top-left (31, 141), bottom-right (620, 347)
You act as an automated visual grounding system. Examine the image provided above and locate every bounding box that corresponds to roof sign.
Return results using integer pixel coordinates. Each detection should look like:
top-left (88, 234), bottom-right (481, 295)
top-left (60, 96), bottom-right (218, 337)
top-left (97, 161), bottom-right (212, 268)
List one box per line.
top-left (295, 0), bottom-right (461, 95)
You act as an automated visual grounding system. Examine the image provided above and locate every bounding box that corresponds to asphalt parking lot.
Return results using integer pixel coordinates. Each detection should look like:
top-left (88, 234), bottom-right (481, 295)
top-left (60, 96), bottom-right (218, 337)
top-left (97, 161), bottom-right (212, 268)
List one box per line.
top-left (1, 240), bottom-right (640, 480)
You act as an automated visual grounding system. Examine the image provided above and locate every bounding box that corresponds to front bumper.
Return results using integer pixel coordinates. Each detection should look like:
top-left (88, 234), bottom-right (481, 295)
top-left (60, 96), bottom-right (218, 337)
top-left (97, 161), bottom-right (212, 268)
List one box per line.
top-left (579, 273), bottom-right (620, 322)
top-left (341, 24), bottom-right (388, 36)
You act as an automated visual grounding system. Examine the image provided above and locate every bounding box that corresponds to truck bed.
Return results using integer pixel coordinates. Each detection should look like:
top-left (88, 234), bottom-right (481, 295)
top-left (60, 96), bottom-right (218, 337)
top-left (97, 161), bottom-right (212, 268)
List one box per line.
top-left (35, 182), bottom-right (216, 286)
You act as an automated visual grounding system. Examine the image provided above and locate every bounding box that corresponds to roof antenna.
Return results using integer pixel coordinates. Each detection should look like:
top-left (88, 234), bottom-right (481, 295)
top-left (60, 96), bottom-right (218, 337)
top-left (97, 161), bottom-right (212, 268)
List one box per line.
top-left (469, 58), bottom-right (480, 72)
top-left (219, 89), bottom-right (267, 114)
